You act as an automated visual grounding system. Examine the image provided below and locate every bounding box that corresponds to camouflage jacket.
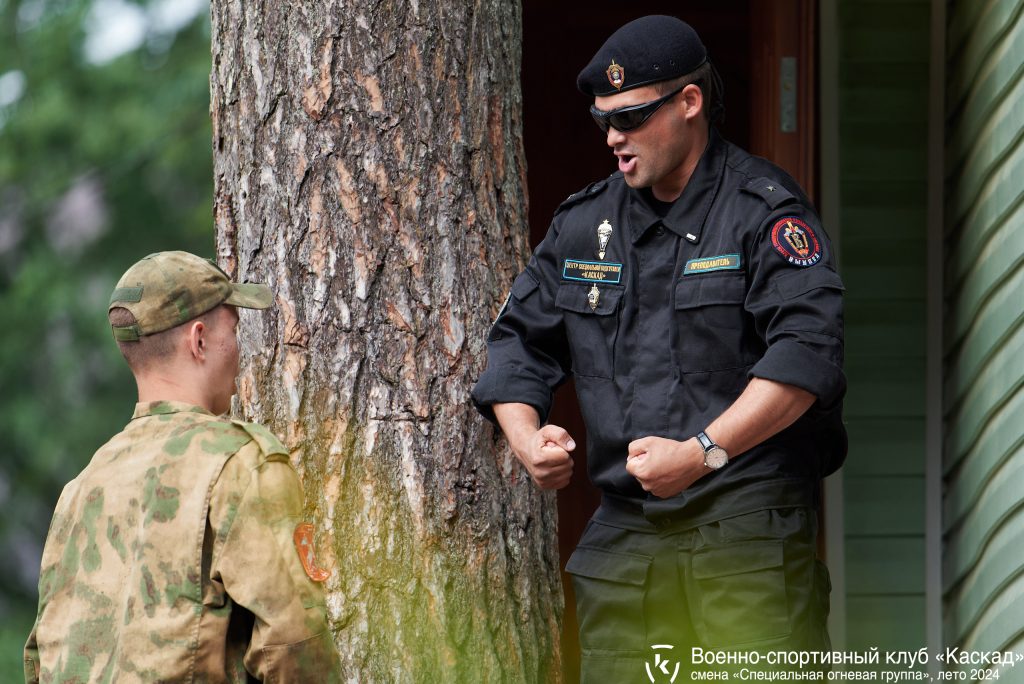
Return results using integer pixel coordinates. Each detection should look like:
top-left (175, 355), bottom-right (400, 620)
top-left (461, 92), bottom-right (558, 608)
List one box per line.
top-left (24, 401), bottom-right (342, 683)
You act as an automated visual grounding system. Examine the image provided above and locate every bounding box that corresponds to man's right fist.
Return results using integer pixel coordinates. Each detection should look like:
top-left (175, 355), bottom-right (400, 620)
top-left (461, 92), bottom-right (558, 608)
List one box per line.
top-left (517, 424), bottom-right (576, 490)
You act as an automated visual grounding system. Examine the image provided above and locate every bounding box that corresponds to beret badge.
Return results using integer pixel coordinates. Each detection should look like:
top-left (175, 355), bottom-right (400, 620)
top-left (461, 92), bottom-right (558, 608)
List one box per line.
top-left (606, 59), bottom-right (625, 90)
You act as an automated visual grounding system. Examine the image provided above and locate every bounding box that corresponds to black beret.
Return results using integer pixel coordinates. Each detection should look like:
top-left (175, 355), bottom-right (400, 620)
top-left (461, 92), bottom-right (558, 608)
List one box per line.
top-left (577, 15), bottom-right (707, 96)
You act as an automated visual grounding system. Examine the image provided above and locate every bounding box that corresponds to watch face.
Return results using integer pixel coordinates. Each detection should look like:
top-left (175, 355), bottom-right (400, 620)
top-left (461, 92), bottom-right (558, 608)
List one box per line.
top-left (704, 446), bottom-right (729, 470)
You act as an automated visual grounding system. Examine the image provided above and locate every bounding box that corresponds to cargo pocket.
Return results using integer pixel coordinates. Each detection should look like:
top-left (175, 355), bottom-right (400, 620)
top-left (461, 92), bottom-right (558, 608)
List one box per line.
top-left (687, 540), bottom-right (791, 647)
top-left (556, 282), bottom-right (623, 378)
top-left (674, 274), bottom-right (752, 372)
top-left (566, 545), bottom-right (652, 653)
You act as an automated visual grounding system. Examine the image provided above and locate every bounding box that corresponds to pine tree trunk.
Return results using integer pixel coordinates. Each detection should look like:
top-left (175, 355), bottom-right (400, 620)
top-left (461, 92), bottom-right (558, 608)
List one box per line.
top-left (209, 1), bottom-right (562, 681)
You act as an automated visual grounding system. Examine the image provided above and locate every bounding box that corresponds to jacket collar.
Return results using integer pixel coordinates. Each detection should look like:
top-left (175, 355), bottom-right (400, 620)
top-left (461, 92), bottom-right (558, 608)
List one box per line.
top-left (628, 127), bottom-right (728, 244)
top-left (132, 400), bottom-right (215, 420)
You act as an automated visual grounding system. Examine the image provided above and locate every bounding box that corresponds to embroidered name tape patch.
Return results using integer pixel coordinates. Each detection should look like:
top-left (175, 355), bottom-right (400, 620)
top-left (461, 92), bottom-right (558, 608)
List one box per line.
top-left (770, 217), bottom-right (822, 267)
top-left (683, 254), bottom-right (741, 275)
top-left (563, 259), bottom-right (623, 284)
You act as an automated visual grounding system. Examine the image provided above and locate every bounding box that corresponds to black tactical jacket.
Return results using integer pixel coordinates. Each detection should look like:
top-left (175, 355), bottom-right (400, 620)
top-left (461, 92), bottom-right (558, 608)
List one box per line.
top-left (473, 130), bottom-right (846, 528)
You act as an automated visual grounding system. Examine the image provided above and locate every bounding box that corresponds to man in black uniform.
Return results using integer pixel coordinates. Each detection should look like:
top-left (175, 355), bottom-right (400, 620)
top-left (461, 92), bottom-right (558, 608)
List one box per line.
top-left (472, 15), bottom-right (845, 681)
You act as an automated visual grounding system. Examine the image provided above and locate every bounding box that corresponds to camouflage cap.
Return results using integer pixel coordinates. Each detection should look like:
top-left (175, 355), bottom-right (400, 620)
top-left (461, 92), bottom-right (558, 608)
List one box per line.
top-left (108, 251), bottom-right (273, 341)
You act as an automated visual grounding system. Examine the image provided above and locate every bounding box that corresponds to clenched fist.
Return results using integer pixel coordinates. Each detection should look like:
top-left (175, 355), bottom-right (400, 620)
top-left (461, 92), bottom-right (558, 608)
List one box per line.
top-left (625, 436), bottom-right (708, 498)
top-left (513, 424), bottom-right (577, 490)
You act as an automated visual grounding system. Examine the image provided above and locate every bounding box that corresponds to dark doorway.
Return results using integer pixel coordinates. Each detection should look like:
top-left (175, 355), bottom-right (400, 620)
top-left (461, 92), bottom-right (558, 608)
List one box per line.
top-left (523, 2), bottom-right (754, 240)
top-left (520, 2), bottom-right (817, 680)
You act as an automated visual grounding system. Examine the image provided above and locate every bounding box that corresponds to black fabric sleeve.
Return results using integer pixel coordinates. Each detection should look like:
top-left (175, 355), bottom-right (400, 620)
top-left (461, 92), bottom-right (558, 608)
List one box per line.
top-left (744, 207), bottom-right (846, 408)
top-left (472, 222), bottom-right (571, 425)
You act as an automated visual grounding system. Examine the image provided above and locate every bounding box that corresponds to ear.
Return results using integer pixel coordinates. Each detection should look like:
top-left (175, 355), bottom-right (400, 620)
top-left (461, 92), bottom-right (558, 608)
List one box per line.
top-left (680, 83), bottom-right (704, 122)
top-left (184, 320), bottom-right (207, 362)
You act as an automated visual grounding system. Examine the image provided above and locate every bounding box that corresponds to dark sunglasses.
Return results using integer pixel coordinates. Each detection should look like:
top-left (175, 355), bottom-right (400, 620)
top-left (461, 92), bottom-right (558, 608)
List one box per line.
top-left (589, 84), bottom-right (687, 133)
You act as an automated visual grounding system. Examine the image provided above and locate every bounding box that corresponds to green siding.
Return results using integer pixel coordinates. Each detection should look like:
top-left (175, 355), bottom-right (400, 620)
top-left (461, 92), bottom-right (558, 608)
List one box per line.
top-left (848, 597), bottom-right (927, 652)
top-left (846, 538), bottom-right (926, 595)
top-left (945, 0), bottom-right (1024, 656)
top-left (838, 0), bottom-right (930, 650)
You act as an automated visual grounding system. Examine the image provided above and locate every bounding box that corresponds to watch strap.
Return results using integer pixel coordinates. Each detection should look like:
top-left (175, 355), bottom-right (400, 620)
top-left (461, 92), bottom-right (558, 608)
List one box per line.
top-left (696, 430), bottom-right (715, 452)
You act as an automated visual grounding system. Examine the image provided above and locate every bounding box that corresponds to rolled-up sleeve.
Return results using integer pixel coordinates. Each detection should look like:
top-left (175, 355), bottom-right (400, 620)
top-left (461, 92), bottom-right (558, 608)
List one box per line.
top-left (745, 208), bottom-right (846, 409)
top-left (472, 224), bottom-right (571, 425)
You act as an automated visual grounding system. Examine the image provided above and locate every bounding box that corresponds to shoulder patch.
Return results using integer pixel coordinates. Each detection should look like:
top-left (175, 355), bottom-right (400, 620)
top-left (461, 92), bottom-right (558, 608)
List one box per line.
top-left (231, 420), bottom-right (290, 458)
top-left (770, 217), bottom-right (823, 267)
top-left (741, 177), bottom-right (796, 210)
top-left (555, 174), bottom-right (617, 214)
top-left (294, 522), bottom-right (331, 582)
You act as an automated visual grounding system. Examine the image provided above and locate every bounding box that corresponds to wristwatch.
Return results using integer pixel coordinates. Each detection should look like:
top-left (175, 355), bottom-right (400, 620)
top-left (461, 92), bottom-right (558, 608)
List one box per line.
top-left (696, 431), bottom-right (729, 470)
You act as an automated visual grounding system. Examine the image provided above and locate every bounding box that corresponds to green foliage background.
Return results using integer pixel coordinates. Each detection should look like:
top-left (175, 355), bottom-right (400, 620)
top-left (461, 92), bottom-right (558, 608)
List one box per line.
top-left (0, 0), bottom-right (213, 674)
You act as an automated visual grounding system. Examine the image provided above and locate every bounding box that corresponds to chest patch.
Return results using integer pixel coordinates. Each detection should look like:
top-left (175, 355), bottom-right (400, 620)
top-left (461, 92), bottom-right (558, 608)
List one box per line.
top-left (562, 259), bottom-right (623, 284)
top-left (683, 254), bottom-right (741, 275)
top-left (770, 217), bottom-right (822, 267)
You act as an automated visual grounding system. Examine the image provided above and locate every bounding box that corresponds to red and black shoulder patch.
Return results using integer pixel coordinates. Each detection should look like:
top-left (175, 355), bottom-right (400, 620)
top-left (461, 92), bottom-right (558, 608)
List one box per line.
top-left (770, 217), bottom-right (822, 267)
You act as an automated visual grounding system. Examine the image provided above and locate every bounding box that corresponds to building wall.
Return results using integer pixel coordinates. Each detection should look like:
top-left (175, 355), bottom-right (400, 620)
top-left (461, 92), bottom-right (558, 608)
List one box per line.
top-left (943, 0), bottom-right (1024, 656)
top-left (836, 0), bottom-right (930, 650)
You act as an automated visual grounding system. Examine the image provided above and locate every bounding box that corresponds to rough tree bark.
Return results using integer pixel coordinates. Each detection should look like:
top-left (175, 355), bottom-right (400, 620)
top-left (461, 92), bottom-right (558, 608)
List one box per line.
top-left (209, 1), bottom-right (562, 681)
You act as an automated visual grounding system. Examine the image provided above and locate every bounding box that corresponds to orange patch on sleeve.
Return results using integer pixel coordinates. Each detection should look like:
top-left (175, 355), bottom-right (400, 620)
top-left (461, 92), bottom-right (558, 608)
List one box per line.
top-left (293, 522), bottom-right (331, 582)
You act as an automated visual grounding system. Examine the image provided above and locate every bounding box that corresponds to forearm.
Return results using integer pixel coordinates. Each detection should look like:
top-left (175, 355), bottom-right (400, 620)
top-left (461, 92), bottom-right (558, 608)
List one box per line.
top-left (493, 402), bottom-right (541, 453)
top-left (705, 377), bottom-right (816, 457)
top-left (493, 402), bottom-right (575, 489)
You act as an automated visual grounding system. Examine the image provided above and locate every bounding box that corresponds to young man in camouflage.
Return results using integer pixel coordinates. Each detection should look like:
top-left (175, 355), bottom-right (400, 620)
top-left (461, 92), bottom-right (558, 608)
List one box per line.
top-left (24, 251), bottom-right (342, 683)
